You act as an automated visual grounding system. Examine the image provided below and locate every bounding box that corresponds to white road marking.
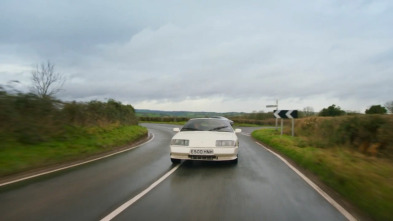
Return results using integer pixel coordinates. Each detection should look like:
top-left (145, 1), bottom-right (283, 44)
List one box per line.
top-left (100, 163), bottom-right (182, 221)
top-left (0, 133), bottom-right (154, 187)
top-left (255, 142), bottom-right (357, 221)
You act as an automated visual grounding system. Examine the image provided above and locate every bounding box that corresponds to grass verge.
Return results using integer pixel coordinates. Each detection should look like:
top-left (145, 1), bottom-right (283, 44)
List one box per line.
top-left (252, 129), bottom-right (393, 221)
top-left (0, 125), bottom-right (148, 178)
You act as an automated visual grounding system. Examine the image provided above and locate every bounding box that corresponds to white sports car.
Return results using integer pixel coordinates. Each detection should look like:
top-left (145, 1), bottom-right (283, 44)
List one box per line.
top-left (170, 118), bottom-right (241, 164)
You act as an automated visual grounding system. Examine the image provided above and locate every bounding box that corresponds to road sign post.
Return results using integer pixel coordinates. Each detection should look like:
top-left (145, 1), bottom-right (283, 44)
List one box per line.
top-left (266, 100), bottom-right (278, 130)
top-left (292, 118), bottom-right (294, 137)
top-left (273, 110), bottom-right (298, 136)
top-left (281, 118), bottom-right (283, 135)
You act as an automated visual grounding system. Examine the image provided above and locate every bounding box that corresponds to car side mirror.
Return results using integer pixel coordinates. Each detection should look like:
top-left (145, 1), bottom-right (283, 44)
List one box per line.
top-left (173, 128), bottom-right (180, 132)
top-left (235, 129), bottom-right (242, 133)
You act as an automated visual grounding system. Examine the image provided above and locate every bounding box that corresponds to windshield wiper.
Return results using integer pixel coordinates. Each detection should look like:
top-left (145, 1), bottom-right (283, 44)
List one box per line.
top-left (209, 126), bottom-right (229, 131)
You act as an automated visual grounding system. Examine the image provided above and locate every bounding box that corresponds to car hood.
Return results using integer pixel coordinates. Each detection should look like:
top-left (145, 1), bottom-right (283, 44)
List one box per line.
top-left (172, 131), bottom-right (238, 147)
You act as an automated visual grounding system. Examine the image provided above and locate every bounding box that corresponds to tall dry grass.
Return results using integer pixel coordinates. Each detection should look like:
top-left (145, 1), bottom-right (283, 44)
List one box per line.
top-left (293, 115), bottom-right (393, 158)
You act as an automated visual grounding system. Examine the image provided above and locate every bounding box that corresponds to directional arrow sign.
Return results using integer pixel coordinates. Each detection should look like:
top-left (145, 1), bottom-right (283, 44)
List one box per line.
top-left (273, 110), bottom-right (298, 119)
top-left (273, 110), bottom-right (281, 118)
top-left (286, 110), bottom-right (294, 118)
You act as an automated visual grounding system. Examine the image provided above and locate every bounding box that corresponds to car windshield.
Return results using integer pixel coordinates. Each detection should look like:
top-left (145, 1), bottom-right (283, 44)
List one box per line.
top-left (181, 119), bottom-right (233, 132)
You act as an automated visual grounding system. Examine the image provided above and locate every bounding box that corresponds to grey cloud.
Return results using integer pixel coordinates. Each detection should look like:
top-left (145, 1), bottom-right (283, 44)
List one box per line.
top-left (1, 0), bottom-right (393, 112)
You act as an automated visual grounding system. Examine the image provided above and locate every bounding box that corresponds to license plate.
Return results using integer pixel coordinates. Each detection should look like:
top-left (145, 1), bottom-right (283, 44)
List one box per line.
top-left (190, 149), bottom-right (214, 155)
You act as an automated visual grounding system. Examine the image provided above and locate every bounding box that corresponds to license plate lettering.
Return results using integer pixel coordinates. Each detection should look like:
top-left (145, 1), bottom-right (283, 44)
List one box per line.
top-left (190, 149), bottom-right (214, 155)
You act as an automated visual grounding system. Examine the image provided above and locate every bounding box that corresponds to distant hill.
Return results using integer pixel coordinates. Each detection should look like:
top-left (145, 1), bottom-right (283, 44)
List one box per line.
top-left (135, 109), bottom-right (245, 118)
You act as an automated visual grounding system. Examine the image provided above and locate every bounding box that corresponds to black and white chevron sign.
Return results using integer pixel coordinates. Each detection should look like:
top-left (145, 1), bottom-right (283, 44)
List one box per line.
top-left (273, 110), bottom-right (298, 119)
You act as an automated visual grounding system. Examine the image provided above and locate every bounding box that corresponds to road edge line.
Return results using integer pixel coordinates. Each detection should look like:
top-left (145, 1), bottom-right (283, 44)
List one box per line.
top-left (255, 142), bottom-right (357, 221)
top-left (0, 133), bottom-right (154, 187)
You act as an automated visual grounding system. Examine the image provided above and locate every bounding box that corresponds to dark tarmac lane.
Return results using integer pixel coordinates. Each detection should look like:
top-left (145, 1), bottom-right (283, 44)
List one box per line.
top-left (0, 123), bottom-right (348, 221)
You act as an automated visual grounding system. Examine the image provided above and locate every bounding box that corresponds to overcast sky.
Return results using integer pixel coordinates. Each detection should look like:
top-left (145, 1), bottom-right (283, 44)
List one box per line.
top-left (1, 0), bottom-right (392, 113)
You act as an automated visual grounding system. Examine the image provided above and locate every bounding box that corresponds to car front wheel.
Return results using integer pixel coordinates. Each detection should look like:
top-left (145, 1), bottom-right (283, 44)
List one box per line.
top-left (232, 155), bottom-right (238, 164)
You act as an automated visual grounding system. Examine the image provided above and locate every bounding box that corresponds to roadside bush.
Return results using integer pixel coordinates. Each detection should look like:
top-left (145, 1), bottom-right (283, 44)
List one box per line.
top-left (231, 118), bottom-right (276, 126)
top-left (296, 117), bottom-right (335, 147)
top-left (376, 116), bottom-right (393, 157)
top-left (0, 88), bottom-right (146, 178)
top-left (0, 92), bottom-right (64, 144)
top-left (0, 89), bottom-right (138, 145)
top-left (295, 115), bottom-right (393, 158)
top-left (62, 99), bottom-right (138, 126)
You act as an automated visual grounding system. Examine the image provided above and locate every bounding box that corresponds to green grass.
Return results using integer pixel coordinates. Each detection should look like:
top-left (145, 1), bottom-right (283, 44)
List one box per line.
top-left (252, 129), bottom-right (393, 221)
top-left (0, 125), bottom-right (148, 177)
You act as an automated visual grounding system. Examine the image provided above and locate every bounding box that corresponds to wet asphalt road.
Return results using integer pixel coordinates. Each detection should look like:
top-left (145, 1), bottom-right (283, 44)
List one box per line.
top-left (0, 123), bottom-right (347, 221)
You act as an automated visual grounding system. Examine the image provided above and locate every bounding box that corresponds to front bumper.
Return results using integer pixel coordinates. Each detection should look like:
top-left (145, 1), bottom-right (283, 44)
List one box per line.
top-left (170, 146), bottom-right (238, 161)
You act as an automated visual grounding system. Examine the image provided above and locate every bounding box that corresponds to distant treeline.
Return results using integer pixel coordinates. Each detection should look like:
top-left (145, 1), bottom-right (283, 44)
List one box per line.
top-left (138, 103), bottom-right (392, 124)
top-left (0, 89), bottom-right (138, 145)
top-left (138, 111), bottom-right (278, 125)
top-left (138, 116), bottom-right (190, 122)
top-left (136, 109), bottom-right (245, 118)
top-left (138, 115), bottom-right (277, 126)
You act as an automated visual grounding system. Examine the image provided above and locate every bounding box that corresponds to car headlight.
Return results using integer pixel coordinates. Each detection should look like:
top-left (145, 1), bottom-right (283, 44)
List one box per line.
top-left (171, 139), bottom-right (189, 146)
top-left (216, 140), bottom-right (236, 147)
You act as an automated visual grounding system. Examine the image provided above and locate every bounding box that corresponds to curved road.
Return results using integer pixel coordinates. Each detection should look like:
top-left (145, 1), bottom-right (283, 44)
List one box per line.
top-left (0, 123), bottom-right (349, 220)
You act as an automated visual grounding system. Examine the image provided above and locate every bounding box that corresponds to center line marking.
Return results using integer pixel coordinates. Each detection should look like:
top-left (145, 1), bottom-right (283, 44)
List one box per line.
top-left (100, 163), bottom-right (182, 221)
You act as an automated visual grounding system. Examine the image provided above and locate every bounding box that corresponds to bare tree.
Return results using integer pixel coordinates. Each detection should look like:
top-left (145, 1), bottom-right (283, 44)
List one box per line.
top-left (385, 101), bottom-right (393, 114)
top-left (302, 106), bottom-right (315, 116)
top-left (31, 61), bottom-right (65, 98)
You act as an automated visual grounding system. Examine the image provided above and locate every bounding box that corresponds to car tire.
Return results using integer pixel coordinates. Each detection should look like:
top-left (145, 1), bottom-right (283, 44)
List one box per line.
top-left (232, 156), bottom-right (238, 164)
top-left (171, 158), bottom-right (181, 164)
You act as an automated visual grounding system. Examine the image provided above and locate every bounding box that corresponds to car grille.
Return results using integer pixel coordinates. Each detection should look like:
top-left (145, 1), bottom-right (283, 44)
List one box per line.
top-left (189, 155), bottom-right (218, 160)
